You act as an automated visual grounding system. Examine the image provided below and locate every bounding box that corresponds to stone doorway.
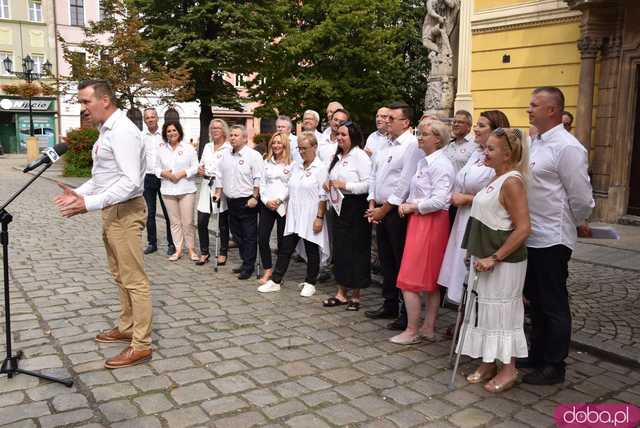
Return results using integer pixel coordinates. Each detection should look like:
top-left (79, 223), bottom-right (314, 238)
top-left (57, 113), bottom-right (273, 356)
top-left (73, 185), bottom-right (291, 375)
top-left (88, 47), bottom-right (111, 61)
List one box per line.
top-left (628, 66), bottom-right (640, 216)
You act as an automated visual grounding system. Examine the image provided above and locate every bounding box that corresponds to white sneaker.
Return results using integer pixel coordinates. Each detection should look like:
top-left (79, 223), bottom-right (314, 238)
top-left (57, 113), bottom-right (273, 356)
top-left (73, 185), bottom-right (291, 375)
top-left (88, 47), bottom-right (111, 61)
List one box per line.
top-left (257, 280), bottom-right (281, 293)
top-left (299, 282), bottom-right (316, 297)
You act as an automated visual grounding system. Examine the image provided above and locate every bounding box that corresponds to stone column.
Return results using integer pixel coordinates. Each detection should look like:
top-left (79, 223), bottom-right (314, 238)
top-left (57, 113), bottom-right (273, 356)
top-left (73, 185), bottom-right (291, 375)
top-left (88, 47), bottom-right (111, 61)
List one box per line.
top-left (454, 0), bottom-right (473, 113)
top-left (575, 36), bottom-right (602, 153)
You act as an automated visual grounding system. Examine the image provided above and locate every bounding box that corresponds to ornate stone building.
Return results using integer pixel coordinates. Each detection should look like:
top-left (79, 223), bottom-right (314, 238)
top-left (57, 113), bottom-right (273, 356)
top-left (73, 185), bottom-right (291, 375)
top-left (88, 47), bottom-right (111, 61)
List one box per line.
top-left (455, 0), bottom-right (640, 222)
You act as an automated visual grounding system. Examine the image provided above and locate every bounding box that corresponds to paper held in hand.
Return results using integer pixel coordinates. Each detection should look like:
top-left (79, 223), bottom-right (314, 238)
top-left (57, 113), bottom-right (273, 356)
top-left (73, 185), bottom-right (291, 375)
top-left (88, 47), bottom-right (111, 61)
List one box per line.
top-left (329, 187), bottom-right (344, 216)
top-left (588, 225), bottom-right (620, 240)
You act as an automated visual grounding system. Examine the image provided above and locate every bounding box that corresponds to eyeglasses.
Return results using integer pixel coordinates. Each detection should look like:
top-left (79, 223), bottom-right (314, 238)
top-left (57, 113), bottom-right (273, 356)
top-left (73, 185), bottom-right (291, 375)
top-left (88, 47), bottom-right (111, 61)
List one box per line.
top-left (339, 120), bottom-right (353, 127)
top-left (387, 116), bottom-right (407, 123)
top-left (414, 130), bottom-right (434, 138)
top-left (298, 145), bottom-right (315, 152)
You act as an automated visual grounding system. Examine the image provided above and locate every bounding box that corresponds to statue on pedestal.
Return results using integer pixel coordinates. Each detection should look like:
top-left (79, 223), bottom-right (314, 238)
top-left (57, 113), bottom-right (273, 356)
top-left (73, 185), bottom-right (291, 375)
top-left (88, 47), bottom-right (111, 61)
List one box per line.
top-left (422, 0), bottom-right (460, 117)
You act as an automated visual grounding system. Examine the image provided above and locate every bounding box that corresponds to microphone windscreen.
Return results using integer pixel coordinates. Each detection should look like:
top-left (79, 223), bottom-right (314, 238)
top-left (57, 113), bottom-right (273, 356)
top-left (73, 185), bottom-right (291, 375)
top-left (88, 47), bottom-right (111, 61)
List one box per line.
top-left (54, 143), bottom-right (68, 156)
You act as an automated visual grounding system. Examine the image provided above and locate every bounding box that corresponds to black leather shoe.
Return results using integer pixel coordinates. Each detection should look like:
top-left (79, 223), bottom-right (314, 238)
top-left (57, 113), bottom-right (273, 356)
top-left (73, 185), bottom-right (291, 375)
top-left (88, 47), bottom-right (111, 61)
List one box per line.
top-left (522, 365), bottom-right (565, 385)
top-left (317, 271), bottom-right (332, 283)
top-left (166, 244), bottom-right (176, 256)
top-left (387, 318), bottom-right (407, 331)
top-left (143, 245), bottom-right (157, 255)
top-left (364, 305), bottom-right (398, 320)
top-left (232, 266), bottom-right (243, 273)
top-left (237, 271), bottom-right (253, 280)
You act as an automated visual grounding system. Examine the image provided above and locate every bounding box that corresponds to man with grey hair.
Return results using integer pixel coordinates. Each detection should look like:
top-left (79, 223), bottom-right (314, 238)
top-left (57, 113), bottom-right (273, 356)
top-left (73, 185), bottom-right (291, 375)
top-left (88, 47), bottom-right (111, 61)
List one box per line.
top-left (142, 107), bottom-right (175, 255)
top-left (444, 109), bottom-right (477, 173)
top-left (276, 115), bottom-right (299, 162)
top-left (364, 106), bottom-right (390, 157)
top-left (302, 109), bottom-right (324, 142)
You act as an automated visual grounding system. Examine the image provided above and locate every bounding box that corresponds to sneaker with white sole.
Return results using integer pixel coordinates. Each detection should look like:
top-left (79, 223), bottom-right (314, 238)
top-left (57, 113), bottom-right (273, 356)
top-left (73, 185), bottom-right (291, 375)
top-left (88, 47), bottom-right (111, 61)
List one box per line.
top-left (299, 282), bottom-right (316, 297)
top-left (257, 280), bottom-right (281, 293)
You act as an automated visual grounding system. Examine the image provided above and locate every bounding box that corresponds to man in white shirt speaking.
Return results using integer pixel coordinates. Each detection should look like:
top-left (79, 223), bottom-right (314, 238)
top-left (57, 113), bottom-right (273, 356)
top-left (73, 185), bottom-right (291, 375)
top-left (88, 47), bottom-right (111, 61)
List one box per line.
top-left (522, 86), bottom-right (594, 385)
top-left (54, 80), bottom-right (153, 369)
top-left (142, 108), bottom-right (175, 255)
top-left (215, 125), bottom-right (264, 280)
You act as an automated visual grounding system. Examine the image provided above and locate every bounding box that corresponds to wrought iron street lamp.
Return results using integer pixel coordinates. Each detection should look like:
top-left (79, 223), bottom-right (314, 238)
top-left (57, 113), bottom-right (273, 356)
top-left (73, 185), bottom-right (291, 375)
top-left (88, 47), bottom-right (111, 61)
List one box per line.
top-left (3, 55), bottom-right (53, 136)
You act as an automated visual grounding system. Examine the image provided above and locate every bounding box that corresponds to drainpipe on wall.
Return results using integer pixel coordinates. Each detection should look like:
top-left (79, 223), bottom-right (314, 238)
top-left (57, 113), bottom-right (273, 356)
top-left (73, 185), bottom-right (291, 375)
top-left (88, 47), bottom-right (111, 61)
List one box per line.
top-left (52, 0), bottom-right (62, 142)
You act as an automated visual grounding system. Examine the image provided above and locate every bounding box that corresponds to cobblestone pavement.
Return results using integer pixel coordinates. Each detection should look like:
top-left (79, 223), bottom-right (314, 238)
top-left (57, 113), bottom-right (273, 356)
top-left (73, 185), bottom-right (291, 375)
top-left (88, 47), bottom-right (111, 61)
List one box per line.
top-left (1, 158), bottom-right (639, 428)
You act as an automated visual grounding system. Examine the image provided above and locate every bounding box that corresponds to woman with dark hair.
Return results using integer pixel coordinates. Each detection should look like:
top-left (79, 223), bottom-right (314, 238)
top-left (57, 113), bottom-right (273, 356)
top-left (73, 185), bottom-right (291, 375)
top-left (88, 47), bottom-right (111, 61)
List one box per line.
top-left (155, 121), bottom-right (199, 261)
top-left (257, 132), bottom-right (294, 284)
top-left (439, 110), bottom-right (510, 305)
top-left (322, 121), bottom-right (372, 310)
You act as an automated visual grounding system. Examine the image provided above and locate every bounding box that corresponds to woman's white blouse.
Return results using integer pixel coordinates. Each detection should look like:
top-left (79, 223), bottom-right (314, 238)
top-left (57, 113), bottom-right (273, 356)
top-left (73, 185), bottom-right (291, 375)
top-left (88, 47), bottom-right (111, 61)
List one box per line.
top-left (407, 149), bottom-right (455, 214)
top-left (328, 147), bottom-right (371, 195)
top-left (155, 141), bottom-right (199, 195)
top-left (197, 141), bottom-right (231, 214)
top-left (455, 148), bottom-right (495, 194)
top-left (260, 158), bottom-right (294, 217)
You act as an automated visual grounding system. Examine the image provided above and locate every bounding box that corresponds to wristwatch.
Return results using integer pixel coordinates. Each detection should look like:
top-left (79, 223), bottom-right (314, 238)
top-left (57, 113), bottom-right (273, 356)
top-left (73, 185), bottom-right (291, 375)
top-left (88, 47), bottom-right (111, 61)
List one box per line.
top-left (490, 253), bottom-right (501, 262)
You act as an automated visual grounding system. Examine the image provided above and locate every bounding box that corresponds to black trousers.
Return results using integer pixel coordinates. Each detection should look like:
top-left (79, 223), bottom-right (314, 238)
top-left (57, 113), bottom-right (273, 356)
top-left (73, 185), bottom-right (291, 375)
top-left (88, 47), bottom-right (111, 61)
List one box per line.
top-left (272, 233), bottom-right (320, 285)
top-left (196, 201), bottom-right (230, 257)
top-left (377, 208), bottom-right (407, 313)
top-left (258, 202), bottom-right (285, 269)
top-left (143, 174), bottom-right (174, 248)
top-left (524, 245), bottom-right (572, 370)
top-left (227, 196), bottom-right (258, 274)
top-left (333, 195), bottom-right (371, 289)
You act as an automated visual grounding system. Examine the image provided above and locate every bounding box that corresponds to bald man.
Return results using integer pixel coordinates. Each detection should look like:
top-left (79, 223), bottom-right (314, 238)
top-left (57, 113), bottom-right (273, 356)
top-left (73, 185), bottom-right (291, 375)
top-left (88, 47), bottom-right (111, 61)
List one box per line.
top-left (364, 107), bottom-right (390, 157)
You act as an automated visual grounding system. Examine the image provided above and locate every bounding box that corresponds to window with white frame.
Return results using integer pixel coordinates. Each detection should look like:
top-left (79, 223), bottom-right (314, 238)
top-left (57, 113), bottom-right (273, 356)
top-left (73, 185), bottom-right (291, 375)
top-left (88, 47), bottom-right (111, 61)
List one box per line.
top-left (70, 0), bottom-right (84, 26)
top-left (31, 54), bottom-right (45, 74)
top-left (29, 1), bottom-right (43, 22)
top-left (0, 51), bottom-right (12, 75)
top-left (0, 0), bottom-right (9, 19)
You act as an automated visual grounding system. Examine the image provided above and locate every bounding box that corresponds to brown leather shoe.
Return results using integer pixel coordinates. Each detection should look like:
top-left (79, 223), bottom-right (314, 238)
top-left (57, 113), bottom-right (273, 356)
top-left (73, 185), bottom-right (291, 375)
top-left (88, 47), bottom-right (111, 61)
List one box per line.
top-left (95, 328), bottom-right (132, 343)
top-left (104, 347), bottom-right (152, 369)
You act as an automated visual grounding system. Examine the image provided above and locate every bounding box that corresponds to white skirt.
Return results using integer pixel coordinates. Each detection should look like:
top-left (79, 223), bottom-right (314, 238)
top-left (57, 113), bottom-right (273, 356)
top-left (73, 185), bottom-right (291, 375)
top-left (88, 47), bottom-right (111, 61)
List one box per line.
top-left (457, 259), bottom-right (529, 363)
top-left (438, 205), bottom-right (471, 303)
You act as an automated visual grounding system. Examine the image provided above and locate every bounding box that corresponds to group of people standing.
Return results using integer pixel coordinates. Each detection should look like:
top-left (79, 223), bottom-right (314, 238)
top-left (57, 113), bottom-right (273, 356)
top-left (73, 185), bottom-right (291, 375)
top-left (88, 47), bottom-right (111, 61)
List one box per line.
top-left (140, 86), bottom-right (594, 392)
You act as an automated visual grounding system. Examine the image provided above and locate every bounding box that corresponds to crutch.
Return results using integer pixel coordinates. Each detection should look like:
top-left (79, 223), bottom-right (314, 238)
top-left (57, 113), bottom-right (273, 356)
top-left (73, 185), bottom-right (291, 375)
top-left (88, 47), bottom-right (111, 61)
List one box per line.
top-left (448, 281), bottom-right (468, 368)
top-left (211, 198), bottom-right (221, 273)
top-left (449, 268), bottom-right (480, 390)
top-left (255, 239), bottom-right (261, 279)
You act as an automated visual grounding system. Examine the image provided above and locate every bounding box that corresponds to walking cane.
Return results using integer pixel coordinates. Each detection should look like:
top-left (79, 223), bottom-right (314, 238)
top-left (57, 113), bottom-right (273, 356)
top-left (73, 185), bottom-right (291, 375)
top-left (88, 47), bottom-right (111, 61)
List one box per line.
top-left (449, 269), bottom-right (480, 390)
top-left (211, 198), bottom-right (220, 273)
top-left (448, 281), bottom-right (468, 368)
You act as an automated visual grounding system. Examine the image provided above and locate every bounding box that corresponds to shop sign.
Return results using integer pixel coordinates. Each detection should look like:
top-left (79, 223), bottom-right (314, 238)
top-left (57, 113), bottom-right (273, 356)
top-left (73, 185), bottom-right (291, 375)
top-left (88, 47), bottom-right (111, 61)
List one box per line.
top-left (0, 99), bottom-right (52, 111)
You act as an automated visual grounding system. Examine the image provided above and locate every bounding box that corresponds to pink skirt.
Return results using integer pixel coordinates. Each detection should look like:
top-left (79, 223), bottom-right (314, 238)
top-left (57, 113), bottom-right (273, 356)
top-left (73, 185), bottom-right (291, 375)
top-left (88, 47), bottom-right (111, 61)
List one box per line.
top-left (397, 210), bottom-right (450, 293)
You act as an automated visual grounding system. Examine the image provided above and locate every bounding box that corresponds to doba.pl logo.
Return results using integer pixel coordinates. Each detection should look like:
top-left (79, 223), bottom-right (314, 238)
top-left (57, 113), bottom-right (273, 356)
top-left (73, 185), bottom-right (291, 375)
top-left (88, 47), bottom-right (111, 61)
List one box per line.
top-left (555, 403), bottom-right (640, 427)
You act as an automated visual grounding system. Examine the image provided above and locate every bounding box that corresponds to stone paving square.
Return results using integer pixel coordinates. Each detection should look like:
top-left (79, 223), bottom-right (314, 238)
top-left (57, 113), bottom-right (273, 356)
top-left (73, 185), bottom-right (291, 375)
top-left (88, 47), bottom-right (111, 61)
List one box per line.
top-left (0, 157), bottom-right (639, 427)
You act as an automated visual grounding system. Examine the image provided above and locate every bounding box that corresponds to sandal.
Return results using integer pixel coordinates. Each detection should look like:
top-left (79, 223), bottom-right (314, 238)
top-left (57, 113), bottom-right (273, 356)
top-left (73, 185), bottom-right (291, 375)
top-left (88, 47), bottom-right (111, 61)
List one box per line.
top-left (217, 256), bottom-right (227, 266)
top-left (195, 254), bottom-right (210, 266)
top-left (322, 297), bottom-right (347, 307)
top-left (346, 301), bottom-right (360, 311)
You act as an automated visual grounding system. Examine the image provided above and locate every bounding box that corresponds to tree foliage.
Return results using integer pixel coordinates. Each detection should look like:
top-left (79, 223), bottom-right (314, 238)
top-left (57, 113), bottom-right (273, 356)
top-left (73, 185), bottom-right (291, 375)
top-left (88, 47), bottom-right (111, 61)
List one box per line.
top-left (58, 0), bottom-right (192, 110)
top-left (248, 0), bottom-right (429, 132)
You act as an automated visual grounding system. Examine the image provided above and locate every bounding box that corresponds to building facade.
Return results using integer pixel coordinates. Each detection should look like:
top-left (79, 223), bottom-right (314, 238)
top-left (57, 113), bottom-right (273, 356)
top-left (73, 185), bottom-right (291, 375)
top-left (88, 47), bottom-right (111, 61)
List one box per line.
top-left (0, 0), bottom-right (57, 154)
top-left (455, 0), bottom-right (640, 222)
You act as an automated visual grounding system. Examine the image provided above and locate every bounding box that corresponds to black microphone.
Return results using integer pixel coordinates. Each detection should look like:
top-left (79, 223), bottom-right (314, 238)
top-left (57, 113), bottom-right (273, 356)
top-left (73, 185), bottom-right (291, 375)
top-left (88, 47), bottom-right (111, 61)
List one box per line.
top-left (23, 143), bottom-right (68, 173)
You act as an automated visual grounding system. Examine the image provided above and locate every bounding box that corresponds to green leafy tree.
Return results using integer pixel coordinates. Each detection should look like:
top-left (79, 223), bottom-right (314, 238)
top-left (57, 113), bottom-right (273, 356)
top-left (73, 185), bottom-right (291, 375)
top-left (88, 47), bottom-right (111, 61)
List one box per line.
top-left (248, 0), bottom-right (429, 132)
top-left (131, 0), bottom-right (277, 151)
top-left (59, 0), bottom-right (192, 112)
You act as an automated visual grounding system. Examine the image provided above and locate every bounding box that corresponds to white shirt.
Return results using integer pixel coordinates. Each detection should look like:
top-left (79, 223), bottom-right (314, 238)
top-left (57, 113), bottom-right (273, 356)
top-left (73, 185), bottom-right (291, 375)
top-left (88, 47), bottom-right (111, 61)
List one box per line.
top-left (367, 134), bottom-right (412, 204)
top-left (320, 127), bottom-right (332, 144)
top-left (155, 141), bottom-right (199, 195)
top-left (75, 109), bottom-right (144, 211)
top-left (527, 124), bottom-right (594, 250)
top-left (261, 158), bottom-right (294, 217)
top-left (407, 149), bottom-right (455, 214)
top-left (287, 134), bottom-right (303, 165)
top-left (328, 147), bottom-right (371, 195)
top-left (365, 130), bottom-right (389, 157)
top-left (216, 145), bottom-right (264, 199)
top-left (142, 128), bottom-right (163, 174)
top-left (444, 134), bottom-right (478, 173)
top-left (197, 141), bottom-right (231, 214)
top-left (386, 129), bottom-right (422, 206)
top-left (318, 141), bottom-right (338, 165)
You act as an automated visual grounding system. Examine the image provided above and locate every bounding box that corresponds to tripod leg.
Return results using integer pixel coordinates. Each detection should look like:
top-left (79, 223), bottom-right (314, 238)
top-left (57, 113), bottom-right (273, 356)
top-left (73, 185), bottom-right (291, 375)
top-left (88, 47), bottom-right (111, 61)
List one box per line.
top-left (449, 271), bottom-right (479, 390)
top-left (15, 368), bottom-right (74, 387)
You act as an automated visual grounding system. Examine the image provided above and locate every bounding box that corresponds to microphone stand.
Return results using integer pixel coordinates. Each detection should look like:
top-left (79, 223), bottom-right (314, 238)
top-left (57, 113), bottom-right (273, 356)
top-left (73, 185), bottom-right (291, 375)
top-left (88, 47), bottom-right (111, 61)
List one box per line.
top-left (1, 161), bottom-right (73, 387)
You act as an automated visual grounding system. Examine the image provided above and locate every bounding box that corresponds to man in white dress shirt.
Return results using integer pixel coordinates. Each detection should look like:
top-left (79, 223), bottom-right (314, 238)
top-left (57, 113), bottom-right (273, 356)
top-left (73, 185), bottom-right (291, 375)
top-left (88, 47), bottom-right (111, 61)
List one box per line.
top-left (364, 107), bottom-right (390, 157)
top-left (277, 115), bottom-right (301, 164)
top-left (318, 109), bottom-right (349, 164)
top-left (301, 109), bottom-right (324, 145)
top-left (522, 86), bottom-right (594, 385)
top-left (142, 108), bottom-right (175, 255)
top-left (214, 125), bottom-right (264, 280)
top-left (54, 80), bottom-right (153, 369)
top-left (320, 101), bottom-right (344, 143)
top-left (366, 102), bottom-right (419, 329)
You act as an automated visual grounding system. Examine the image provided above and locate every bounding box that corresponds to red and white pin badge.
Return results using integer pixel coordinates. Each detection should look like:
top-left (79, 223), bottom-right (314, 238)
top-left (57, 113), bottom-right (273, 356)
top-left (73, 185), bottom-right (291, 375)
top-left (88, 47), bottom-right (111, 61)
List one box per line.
top-left (239, 159), bottom-right (245, 165)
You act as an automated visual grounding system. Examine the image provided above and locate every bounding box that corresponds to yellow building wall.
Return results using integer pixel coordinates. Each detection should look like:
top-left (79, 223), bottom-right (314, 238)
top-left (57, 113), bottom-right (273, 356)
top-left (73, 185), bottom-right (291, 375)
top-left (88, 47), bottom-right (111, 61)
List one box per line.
top-left (471, 21), bottom-right (591, 129)
top-left (475, 0), bottom-right (532, 12)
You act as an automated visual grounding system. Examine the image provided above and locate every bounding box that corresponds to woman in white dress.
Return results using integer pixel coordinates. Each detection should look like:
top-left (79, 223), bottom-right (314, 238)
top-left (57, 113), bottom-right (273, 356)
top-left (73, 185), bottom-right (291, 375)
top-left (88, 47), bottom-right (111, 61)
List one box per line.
top-left (156, 121), bottom-right (199, 261)
top-left (257, 132), bottom-right (293, 284)
top-left (458, 127), bottom-right (531, 393)
top-left (438, 110), bottom-right (510, 305)
top-left (195, 119), bottom-right (231, 265)
top-left (257, 132), bottom-right (330, 297)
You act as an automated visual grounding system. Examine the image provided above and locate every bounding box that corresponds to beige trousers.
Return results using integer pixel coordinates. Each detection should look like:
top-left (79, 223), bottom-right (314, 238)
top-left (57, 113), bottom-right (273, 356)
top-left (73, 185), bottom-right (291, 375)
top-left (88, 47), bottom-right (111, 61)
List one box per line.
top-left (102, 196), bottom-right (152, 351)
top-left (163, 192), bottom-right (196, 251)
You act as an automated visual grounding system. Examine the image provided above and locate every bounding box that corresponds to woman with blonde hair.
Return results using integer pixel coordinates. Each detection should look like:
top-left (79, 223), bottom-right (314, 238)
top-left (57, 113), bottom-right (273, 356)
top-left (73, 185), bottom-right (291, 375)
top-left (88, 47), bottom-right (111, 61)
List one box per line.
top-left (195, 119), bottom-right (231, 265)
top-left (390, 120), bottom-right (455, 344)
top-left (257, 132), bottom-right (294, 284)
top-left (458, 127), bottom-right (531, 393)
